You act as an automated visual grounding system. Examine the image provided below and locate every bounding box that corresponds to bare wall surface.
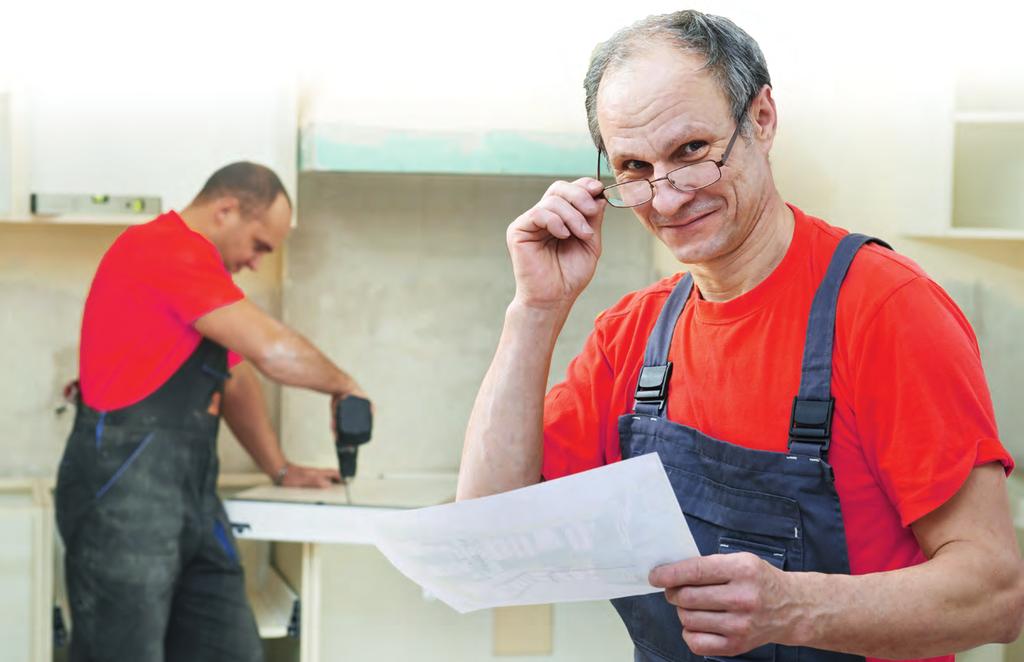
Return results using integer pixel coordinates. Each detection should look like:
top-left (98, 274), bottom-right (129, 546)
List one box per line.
top-left (282, 172), bottom-right (654, 475)
top-left (315, 544), bottom-right (633, 661)
top-left (0, 222), bottom-right (282, 478)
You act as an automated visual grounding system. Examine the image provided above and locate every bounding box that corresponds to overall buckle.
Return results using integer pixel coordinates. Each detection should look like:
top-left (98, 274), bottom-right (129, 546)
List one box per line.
top-left (788, 397), bottom-right (835, 451)
top-left (634, 364), bottom-right (672, 411)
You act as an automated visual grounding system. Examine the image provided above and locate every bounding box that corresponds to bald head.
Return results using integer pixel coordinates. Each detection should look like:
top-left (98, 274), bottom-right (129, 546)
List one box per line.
top-left (193, 161), bottom-right (292, 216)
top-left (182, 162), bottom-right (293, 273)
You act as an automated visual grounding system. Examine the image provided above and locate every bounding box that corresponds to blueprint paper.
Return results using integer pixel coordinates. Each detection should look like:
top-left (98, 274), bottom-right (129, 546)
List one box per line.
top-left (371, 453), bottom-right (699, 613)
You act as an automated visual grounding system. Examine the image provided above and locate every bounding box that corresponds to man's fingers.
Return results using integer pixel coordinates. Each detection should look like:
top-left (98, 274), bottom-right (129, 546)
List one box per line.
top-left (539, 196), bottom-right (594, 238)
top-left (664, 584), bottom-right (731, 611)
top-left (548, 179), bottom-right (603, 218)
top-left (518, 208), bottom-right (571, 239)
top-left (650, 555), bottom-right (733, 588)
top-left (675, 607), bottom-right (741, 635)
top-left (284, 465), bottom-right (344, 489)
top-left (572, 176), bottom-right (606, 195)
top-left (682, 629), bottom-right (733, 658)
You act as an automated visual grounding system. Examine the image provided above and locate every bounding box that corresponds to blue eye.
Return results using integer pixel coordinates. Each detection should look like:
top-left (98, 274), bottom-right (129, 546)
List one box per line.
top-left (683, 141), bottom-right (708, 155)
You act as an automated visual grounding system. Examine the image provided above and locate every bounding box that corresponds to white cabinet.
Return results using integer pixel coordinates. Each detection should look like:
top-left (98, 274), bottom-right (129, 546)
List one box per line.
top-left (948, 112), bottom-right (1024, 239)
top-left (0, 479), bottom-right (53, 662)
top-left (0, 92), bottom-right (12, 216)
top-left (2, 82), bottom-right (297, 224)
top-left (905, 23), bottom-right (1024, 241)
top-left (0, 89), bottom-right (29, 219)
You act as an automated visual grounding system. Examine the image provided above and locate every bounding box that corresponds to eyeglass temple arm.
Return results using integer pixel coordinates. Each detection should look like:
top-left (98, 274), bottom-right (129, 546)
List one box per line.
top-left (596, 150), bottom-right (607, 199)
top-left (718, 122), bottom-right (743, 166)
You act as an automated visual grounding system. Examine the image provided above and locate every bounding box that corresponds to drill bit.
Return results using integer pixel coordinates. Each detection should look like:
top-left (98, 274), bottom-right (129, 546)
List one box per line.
top-left (343, 480), bottom-right (352, 505)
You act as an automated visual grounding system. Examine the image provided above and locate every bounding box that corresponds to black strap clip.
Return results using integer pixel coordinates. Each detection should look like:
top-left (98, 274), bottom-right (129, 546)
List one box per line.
top-left (634, 363), bottom-right (672, 411)
top-left (788, 397), bottom-right (835, 451)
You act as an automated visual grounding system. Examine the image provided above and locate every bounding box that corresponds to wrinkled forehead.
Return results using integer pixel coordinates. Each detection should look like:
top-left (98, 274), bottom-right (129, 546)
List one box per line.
top-left (597, 43), bottom-right (733, 157)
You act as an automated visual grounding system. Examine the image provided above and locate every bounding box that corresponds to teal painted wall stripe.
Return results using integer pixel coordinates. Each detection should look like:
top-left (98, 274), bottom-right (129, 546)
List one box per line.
top-left (301, 124), bottom-right (597, 177)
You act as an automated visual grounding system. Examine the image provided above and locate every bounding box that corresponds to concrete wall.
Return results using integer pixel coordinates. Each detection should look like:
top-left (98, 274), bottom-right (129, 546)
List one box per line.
top-left (281, 172), bottom-right (654, 475)
top-left (284, 171), bottom-right (654, 660)
top-left (0, 221), bottom-right (282, 479)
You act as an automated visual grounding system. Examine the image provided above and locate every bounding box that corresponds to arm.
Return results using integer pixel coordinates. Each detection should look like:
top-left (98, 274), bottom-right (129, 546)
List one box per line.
top-left (650, 463), bottom-right (1024, 658)
top-left (195, 299), bottom-right (364, 399)
top-left (221, 361), bottom-right (341, 488)
top-left (456, 178), bottom-right (607, 500)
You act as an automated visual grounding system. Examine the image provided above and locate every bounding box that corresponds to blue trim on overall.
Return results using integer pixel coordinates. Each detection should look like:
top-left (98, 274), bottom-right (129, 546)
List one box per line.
top-left (201, 364), bottom-right (231, 381)
top-left (95, 432), bottom-right (155, 499)
top-left (213, 519), bottom-right (238, 563)
top-left (95, 412), bottom-right (106, 450)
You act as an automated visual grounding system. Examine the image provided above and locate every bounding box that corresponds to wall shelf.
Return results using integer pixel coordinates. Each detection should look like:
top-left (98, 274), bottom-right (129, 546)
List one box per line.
top-left (906, 227), bottom-right (1024, 241)
top-left (954, 111), bottom-right (1024, 124)
top-left (301, 123), bottom-right (597, 177)
top-left (0, 215), bottom-right (151, 226)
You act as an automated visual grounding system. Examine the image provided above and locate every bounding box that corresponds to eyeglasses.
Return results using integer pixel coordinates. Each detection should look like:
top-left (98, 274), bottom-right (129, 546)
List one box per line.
top-left (597, 123), bottom-right (742, 208)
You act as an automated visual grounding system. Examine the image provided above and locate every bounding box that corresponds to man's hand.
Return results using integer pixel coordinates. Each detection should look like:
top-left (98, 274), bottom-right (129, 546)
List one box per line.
top-left (330, 388), bottom-right (371, 434)
top-left (649, 553), bottom-right (794, 658)
top-left (279, 462), bottom-right (341, 488)
top-left (507, 178), bottom-right (606, 311)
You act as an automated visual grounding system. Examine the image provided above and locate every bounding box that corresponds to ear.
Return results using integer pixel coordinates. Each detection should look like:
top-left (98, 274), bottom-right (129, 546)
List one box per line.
top-left (213, 196), bottom-right (242, 226)
top-left (748, 84), bottom-right (778, 153)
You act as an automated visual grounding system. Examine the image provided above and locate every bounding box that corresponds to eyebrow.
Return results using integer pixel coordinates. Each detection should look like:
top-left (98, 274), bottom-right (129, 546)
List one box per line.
top-left (609, 124), bottom-right (715, 168)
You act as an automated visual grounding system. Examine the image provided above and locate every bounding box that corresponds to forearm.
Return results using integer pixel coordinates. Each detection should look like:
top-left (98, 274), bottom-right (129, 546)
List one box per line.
top-left (457, 300), bottom-right (570, 500)
top-left (255, 326), bottom-right (359, 397)
top-left (780, 542), bottom-right (1024, 657)
top-left (221, 362), bottom-right (287, 477)
top-left (194, 300), bottom-right (361, 398)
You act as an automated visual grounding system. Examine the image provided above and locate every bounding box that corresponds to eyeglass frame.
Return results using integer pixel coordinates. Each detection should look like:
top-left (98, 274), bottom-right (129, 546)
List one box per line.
top-left (596, 121), bottom-right (743, 208)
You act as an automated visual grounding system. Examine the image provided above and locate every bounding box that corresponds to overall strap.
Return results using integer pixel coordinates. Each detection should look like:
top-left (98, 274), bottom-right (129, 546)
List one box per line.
top-left (633, 274), bottom-right (694, 416)
top-left (789, 233), bottom-right (892, 457)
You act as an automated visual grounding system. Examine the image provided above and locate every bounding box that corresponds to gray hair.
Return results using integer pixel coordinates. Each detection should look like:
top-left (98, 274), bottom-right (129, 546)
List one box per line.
top-left (583, 10), bottom-right (771, 155)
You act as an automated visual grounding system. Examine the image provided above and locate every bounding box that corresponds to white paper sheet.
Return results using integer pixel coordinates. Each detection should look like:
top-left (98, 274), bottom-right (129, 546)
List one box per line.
top-left (370, 452), bottom-right (699, 613)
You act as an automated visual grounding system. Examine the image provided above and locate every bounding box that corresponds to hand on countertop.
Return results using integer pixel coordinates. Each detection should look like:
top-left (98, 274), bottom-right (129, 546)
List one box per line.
top-left (279, 463), bottom-right (342, 489)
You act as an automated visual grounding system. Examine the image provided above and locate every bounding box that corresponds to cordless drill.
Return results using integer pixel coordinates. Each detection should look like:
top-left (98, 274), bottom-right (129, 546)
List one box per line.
top-left (335, 395), bottom-right (373, 480)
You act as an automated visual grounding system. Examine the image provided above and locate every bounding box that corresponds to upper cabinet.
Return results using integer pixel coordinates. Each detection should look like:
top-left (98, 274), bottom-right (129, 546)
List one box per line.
top-left (1, 81), bottom-right (297, 224)
top-left (300, 123), bottom-right (597, 178)
top-left (296, 20), bottom-right (597, 179)
top-left (948, 61), bottom-right (1024, 240)
top-left (907, 20), bottom-right (1024, 241)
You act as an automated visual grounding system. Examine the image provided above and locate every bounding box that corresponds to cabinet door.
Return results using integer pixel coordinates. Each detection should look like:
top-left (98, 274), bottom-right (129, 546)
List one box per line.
top-left (24, 80), bottom-right (297, 215)
top-left (0, 92), bottom-right (11, 216)
top-left (0, 486), bottom-right (51, 662)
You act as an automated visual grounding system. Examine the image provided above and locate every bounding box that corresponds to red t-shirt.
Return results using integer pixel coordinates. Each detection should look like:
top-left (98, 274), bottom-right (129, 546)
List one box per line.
top-left (542, 205), bottom-right (1011, 662)
top-left (79, 211), bottom-right (245, 411)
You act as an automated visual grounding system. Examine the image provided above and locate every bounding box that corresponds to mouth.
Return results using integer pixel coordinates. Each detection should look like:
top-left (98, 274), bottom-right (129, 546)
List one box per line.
top-left (658, 208), bottom-right (717, 230)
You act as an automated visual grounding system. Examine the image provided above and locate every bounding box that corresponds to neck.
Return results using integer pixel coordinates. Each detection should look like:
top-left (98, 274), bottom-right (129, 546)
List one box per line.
top-left (689, 194), bottom-right (794, 302)
top-left (179, 204), bottom-right (216, 241)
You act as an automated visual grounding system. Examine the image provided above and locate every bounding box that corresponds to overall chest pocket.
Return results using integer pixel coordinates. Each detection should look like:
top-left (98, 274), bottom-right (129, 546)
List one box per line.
top-left (644, 464), bottom-right (803, 662)
top-left (664, 464), bottom-right (803, 567)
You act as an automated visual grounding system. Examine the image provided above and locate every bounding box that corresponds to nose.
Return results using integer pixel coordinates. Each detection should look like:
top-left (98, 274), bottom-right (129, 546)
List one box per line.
top-left (650, 178), bottom-right (697, 218)
top-left (246, 255), bottom-right (262, 271)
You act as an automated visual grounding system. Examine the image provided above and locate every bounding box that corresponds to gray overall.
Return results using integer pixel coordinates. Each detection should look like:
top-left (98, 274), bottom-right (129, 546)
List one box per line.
top-left (612, 234), bottom-right (888, 661)
top-left (55, 338), bottom-right (263, 662)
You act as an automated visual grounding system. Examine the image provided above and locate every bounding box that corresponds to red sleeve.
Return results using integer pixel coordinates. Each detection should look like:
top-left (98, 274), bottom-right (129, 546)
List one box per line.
top-left (851, 276), bottom-right (1012, 527)
top-left (141, 235), bottom-right (245, 325)
top-left (542, 320), bottom-right (616, 480)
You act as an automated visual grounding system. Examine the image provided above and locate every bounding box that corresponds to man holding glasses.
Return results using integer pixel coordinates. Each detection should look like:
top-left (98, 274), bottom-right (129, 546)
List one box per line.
top-left (458, 10), bottom-right (1022, 662)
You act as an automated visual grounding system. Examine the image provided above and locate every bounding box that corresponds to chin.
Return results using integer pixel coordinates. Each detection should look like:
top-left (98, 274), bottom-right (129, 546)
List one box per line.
top-left (660, 222), bottom-right (732, 265)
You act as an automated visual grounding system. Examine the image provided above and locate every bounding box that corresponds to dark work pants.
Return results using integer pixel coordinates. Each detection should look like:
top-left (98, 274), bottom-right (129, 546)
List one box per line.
top-left (56, 416), bottom-right (264, 662)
